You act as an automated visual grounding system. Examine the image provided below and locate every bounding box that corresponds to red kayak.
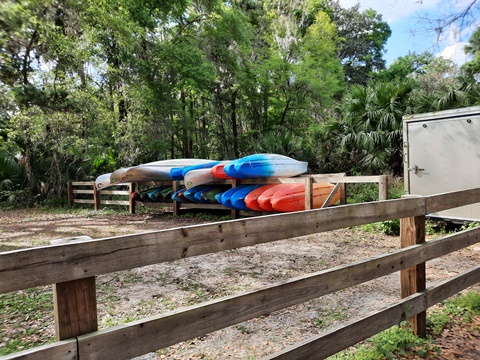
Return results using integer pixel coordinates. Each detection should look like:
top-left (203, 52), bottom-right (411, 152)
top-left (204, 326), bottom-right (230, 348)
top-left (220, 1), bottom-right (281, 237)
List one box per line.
top-left (257, 184), bottom-right (288, 211)
top-left (244, 184), bottom-right (279, 211)
top-left (271, 183), bottom-right (339, 212)
top-left (210, 163), bottom-right (233, 179)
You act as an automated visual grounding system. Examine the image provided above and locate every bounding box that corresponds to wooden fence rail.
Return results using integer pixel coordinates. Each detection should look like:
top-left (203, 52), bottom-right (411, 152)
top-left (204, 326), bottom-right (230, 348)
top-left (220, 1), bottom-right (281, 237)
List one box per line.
top-left (1, 187), bottom-right (479, 360)
top-left (67, 174), bottom-right (389, 217)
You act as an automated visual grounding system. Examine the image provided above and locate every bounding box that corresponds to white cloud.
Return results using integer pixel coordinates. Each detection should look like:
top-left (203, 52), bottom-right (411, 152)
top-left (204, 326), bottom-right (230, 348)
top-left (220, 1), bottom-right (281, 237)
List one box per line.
top-left (439, 42), bottom-right (470, 66)
top-left (338, 0), bottom-right (441, 23)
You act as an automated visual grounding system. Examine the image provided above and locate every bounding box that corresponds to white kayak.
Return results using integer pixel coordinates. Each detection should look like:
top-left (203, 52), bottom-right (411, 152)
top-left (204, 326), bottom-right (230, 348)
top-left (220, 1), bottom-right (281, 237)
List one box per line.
top-left (117, 159), bottom-right (213, 183)
top-left (224, 154), bottom-right (308, 179)
top-left (95, 173), bottom-right (113, 190)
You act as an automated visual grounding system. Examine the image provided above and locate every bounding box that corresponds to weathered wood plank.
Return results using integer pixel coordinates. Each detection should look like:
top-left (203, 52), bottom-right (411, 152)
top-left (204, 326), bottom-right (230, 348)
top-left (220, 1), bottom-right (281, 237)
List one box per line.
top-left (321, 183), bottom-right (341, 208)
top-left (67, 183), bottom-right (73, 208)
top-left (427, 265), bottom-right (480, 307)
top-left (93, 184), bottom-right (99, 211)
top-left (379, 175), bottom-right (388, 201)
top-left (71, 182), bottom-right (95, 186)
top-left (264, 266), bottom-right (480, 360)
top-left (53, 277), bottom-right (98, 340)
top-left (305, 177), bottom-right (313, 210)
top-left (400, 215), bottom-right (426, 337)
top-left (0, 198), bottom-right (426, 293)
top-left (181, 203), bottom-right (226, 210)
top-left (135, 201), bottom-right (174, 208)
top-left (426, 188), bottom-right (480, 214)
top-left (98, 200), bottom-right (130, 205)
top-left (97, 190), bottom-right (130, 195)
top-left (72, 199), bottom-right (95, 204)
top-left (72, 189), bottom-right (95, 194)
top-left (0, 339), bottom-right (77, 360)
top-left (74, 231), bottom-right (480, 360)
top-left (263, 293), bottom-right (426, 360)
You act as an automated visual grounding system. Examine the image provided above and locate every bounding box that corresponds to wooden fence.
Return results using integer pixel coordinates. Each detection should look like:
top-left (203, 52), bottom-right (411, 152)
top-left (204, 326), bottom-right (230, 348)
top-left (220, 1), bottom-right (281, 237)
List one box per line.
top-left (67, 174), bottom-right (389, 218)
top-left (1, 187), bottom-right (479, 360)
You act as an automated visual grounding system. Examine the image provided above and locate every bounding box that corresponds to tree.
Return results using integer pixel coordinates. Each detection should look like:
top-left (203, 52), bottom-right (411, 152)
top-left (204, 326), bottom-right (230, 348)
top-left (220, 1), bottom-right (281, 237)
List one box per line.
top-left (339, 81), bottom-right (416, 175)
top-left (320, 1), bottom-right (391, 85)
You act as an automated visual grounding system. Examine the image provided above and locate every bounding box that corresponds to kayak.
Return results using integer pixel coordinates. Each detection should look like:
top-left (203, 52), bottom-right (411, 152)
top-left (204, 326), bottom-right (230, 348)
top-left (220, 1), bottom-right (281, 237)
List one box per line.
top-left (230, 184), bottom-right (265, 210)
top-left (200, 186), bottom-right (229, 203)
top-left (183, 185), bottom-right (213, 203)
top-left (257, 184), bottom-right (289, 211)
top-left (220, 185), bottom-right (252, 209)
top-left (95, 173), bottom-right (112, 190)
top-left (172, 187), bottom-right (190, 203)
top-left (184, 162), bottom-right (229, 189)
top-left (170, 161), bottom-right (222, 181)
top-left (224, 154), bottom-right (307, 179)
top-left (271, 183), bottom-right (339, 212)
top-left (244, 184), bottom-right (279, 211)
top-left (211, 163), bottom-right (235, 179)
top-left (112, 159), bottom-right (212, 183)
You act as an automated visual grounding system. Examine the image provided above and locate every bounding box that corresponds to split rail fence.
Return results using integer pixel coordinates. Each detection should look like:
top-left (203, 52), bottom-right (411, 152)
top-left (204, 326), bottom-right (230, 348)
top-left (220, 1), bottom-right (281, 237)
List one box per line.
top-left (1, 187), bottom-right (480, 360)
top-left (67, 174), bottom-right (389, 218)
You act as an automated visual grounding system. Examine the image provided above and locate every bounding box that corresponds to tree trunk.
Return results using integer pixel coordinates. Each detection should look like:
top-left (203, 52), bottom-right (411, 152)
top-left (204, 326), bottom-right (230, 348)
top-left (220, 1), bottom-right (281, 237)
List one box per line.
top-left (231, 90), bottom-right (239, 158)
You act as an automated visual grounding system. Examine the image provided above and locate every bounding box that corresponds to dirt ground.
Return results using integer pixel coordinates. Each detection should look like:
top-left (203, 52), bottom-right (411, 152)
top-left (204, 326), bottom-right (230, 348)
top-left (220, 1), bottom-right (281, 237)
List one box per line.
top-left (1, 208), bottom-right (479, 359)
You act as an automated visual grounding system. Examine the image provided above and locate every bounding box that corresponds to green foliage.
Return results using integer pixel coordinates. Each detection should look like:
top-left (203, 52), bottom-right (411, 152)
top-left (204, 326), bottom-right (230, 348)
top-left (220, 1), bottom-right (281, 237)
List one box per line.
top-left (443, 291), bottom-right (480, 321)
top-left (330, 324), bottom-right (435, 360)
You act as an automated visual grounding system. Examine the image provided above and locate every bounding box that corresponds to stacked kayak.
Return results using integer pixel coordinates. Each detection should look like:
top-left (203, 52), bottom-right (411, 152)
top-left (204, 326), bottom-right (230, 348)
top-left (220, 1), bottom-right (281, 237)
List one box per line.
top-left (223, 154), bottom-right (307, 179)
top-left (95, 173), bottom-right (112, 190)
top-left (117, 159), bottom-right (213, 183)
top-left (95, 154), bottom-right (340, 212)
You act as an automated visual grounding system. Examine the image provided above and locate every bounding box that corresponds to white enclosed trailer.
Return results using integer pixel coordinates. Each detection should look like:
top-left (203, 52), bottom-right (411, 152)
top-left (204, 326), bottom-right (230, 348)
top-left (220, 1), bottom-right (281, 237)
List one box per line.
top-left (403, 106), bottom-right (480, 222)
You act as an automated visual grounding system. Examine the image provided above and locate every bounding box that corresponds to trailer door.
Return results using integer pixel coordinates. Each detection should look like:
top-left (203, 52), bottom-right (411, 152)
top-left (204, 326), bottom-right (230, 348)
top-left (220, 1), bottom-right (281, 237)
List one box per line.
top-left (406, 116), bottom-right (480, 221)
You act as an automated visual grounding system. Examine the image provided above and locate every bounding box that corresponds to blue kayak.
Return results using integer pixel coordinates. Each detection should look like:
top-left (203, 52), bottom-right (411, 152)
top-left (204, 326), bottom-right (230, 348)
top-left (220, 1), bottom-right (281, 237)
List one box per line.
top-left (183, 185), bottom-right (212, 203)
top-left (224, 154), bottom-right (307, 179)
top-left (170, 161), bottom-right (221, 180)
top-left (230, 184), bottom-right (265, 210)
top-left (220, 185), bottom-right (252, 209)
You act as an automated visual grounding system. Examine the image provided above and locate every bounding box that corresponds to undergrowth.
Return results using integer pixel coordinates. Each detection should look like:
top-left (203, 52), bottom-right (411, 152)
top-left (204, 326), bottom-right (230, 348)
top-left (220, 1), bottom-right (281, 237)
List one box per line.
top-left (329, 290), bottom-right (480, 359)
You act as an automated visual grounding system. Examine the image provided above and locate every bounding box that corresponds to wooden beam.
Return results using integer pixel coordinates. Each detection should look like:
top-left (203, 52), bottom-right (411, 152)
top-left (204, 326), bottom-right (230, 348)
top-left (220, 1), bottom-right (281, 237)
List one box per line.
top-left (426, 188), bottom-right (480, 214)
top-left (379, 175), bottom-right (388, 201)
top-left (173, 181), bottom-right (180, 216)
top-left (67, 182), bottom-right (73, 208)
top-left (339, 183), bottom-right (347, 205)
top-left (263, 266), bottom-right (480, 360)
top-left (0, 339), bottom-right (77, 360)
top-left (263, 293), bottom-right (426, 360)
top-left (1, 197), bottom-right (427, 293)
top-left (129, 183), bottom-right (136, 214)
top-left (93, 183), bottom-right (99, 211)
top-left (400, 215), bottom-right (426, 337)
top-left (76, 243), bottom-right (480, 360)
top-left (53, 277), bottom-right (98, 341)
top-left (321, 183), bottom-right (341, 208)
top-left (304, 177), bottom-right (313, 210)
top-left (0, 197), bottom-right (427, 294)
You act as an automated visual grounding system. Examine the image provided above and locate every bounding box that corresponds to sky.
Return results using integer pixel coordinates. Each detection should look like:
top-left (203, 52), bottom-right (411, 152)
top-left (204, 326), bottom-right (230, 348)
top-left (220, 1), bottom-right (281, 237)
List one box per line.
top-left (338, 0), bottom-right (479, 66)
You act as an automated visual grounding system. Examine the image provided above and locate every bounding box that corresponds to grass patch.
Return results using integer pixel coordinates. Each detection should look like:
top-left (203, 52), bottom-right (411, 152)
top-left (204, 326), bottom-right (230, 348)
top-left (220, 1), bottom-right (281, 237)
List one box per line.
top-left (329, 291), bottom-right (480, 359)
top-left (0, 287), bottom-right (54, 356)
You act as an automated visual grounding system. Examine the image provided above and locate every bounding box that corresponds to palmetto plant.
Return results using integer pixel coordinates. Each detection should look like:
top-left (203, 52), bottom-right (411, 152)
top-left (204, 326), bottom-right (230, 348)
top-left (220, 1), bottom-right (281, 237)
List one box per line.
top-left (339, 81), bottom-right (415, 175)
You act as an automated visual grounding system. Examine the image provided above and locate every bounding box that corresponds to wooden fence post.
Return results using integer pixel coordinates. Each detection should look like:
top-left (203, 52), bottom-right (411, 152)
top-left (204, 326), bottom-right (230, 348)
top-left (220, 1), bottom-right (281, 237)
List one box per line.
top-left (51, 237), bottom-right (98, 340)
top-left (379, 175), bottom-right (388, 200)
top-left (53, 278), bottom-right (98, 340)
top-left (129, 183), bottom-right (136, 215)
top-left (173, 181), bottom-right (180, 216)
top-left (93, 183), bottom-right (100, 211)
top-left (67, 182), bottom-right (73, 207)
top-left (400, 215), bottom-right (426, 337)
top-left (305, 177), bottom-right (313, 210)
top-left (231, 179), bottom-right (238, 219)
top-left (339, 183), bottom-right (347, 205)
